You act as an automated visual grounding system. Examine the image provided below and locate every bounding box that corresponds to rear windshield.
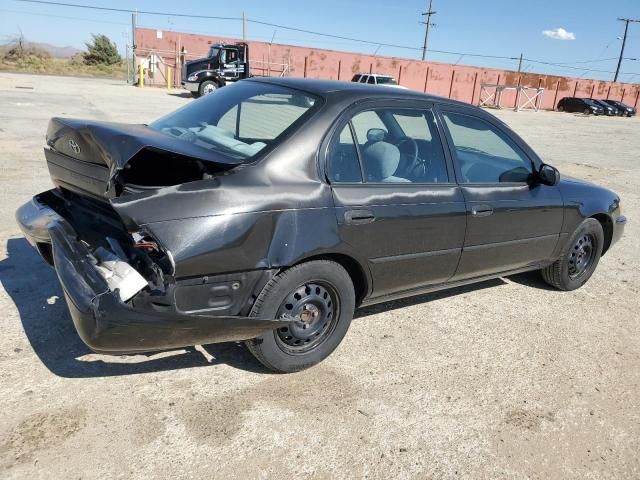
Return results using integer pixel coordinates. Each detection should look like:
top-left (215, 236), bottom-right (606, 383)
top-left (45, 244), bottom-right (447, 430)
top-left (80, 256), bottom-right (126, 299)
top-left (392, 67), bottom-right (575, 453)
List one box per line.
top-left (150, 81), bottom-right (320, 161)
top-left (376, 76), bottom-right (397, 85)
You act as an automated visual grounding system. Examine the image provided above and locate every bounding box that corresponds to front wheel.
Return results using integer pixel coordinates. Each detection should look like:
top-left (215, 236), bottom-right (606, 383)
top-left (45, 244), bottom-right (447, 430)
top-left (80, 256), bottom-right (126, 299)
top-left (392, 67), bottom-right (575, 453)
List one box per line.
top-left (245, 260), bottom-right (355, 373)
top-left (199, 80), bottom-right (217, 96)
top-left (541, 218), bottom-right (604, 291)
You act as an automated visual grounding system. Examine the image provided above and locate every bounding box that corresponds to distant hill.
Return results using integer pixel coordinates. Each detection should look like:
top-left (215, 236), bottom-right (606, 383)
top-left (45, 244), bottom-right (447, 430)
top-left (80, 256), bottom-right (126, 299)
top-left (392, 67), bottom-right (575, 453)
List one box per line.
top-left (0, 40), bottom-right (82, 58)
top-left (29, 42), bottom-right (82, 58)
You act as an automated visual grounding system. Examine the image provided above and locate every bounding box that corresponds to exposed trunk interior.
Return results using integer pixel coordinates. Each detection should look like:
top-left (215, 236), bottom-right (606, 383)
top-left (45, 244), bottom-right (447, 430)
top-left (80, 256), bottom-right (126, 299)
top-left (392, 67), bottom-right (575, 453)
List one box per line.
top-left (115, 148), bottom-right (227, 194)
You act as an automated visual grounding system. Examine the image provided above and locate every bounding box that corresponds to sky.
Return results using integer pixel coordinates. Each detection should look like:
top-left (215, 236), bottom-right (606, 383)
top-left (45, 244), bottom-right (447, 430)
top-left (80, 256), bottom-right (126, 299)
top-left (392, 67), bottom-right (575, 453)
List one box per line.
top-left (1, 0), bottom-right (639, 82)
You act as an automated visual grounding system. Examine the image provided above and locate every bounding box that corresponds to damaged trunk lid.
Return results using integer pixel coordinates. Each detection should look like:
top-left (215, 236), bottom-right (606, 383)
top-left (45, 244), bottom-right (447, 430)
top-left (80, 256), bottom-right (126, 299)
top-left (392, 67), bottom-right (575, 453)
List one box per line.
top-left (45, 117), bottom-right (242, 200)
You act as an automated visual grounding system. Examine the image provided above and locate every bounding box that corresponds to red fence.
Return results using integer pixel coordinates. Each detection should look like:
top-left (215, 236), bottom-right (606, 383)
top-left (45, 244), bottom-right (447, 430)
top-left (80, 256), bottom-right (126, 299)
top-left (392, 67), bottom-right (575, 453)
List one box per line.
top-left (135, 27), bottom-right (640, 110)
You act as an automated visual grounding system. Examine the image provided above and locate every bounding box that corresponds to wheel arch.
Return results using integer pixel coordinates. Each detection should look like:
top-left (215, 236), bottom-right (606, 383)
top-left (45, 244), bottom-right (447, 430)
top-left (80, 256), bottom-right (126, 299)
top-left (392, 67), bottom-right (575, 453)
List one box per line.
top-left (288, 253), bottom-right (370, 306)
top-left (590, 213), bottom-right (613, 255)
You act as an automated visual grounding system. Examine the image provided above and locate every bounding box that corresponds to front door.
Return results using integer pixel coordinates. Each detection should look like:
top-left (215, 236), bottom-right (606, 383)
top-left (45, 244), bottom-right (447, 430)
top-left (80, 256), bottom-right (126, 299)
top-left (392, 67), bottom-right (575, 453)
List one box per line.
top-left (438, 107), bottom-right (564, 280)
top-left (327, 102), bottom-right (466, 298)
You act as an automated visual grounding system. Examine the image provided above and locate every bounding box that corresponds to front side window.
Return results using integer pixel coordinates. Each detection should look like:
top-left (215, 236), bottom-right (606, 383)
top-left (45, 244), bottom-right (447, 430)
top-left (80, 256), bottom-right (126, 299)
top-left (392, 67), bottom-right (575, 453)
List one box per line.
top-left (367, 76), bottom-right (376, 84)
top-left (150, 81), bottom-right (319, 162)
top-left (328, 108), bottom-right (448, 184)
top-left (442, 111), bottom-right (532, 183)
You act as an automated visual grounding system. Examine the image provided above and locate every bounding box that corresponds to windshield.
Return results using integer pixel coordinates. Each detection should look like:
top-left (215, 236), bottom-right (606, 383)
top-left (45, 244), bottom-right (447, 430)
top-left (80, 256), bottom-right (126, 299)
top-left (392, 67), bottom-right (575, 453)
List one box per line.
top-left (376, 76), bottom-right (397, 85)
top-left (583, 99), bottom-right (599, 107)
top-left (150, 81), bottom-right (320, 162)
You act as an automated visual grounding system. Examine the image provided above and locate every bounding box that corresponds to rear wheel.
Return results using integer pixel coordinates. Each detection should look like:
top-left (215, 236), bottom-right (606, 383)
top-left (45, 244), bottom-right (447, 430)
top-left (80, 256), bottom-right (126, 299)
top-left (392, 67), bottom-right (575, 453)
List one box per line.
top-left (245, 260), bottom-right (355, 373)
top-left (583, 108), bottom-right (591, 115)
top-left (557, 105), bottom-right (564, 112)
top-left (541, 218), bottom-right (604, 291)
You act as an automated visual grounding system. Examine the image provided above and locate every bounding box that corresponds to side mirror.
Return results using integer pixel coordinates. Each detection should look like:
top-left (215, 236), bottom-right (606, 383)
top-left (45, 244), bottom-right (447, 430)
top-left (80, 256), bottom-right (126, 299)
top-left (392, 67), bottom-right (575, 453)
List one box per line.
top-left (537, 164), bottom-right (560, 186)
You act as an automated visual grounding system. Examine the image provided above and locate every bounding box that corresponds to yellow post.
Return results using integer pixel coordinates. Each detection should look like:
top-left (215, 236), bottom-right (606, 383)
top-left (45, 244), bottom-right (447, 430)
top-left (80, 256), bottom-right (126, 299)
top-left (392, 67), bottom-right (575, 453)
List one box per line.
top-left (139, 62), bottom-right (144, 88)
top-left (167, 66), bottom-right (172, 90)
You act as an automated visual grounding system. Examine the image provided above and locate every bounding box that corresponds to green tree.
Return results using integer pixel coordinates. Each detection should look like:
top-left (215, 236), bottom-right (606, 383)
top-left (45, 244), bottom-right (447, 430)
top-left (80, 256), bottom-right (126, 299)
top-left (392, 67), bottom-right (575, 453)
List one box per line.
top-left (83, 34), bottom-right (121, 65)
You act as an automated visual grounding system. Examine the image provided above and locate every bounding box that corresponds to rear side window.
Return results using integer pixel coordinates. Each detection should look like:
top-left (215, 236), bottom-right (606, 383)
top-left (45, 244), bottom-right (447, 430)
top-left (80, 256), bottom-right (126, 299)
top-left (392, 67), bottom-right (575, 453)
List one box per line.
top-left (327, 124), bottom-right (363, 183)
top-left (442, 111), bottom-right (532, 183)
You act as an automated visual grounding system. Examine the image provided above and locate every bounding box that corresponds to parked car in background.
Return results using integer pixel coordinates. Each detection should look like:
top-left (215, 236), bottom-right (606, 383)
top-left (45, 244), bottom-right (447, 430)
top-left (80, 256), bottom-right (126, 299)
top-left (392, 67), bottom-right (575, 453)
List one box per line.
top-left (557, 97), bottom-right (605, 115)
top-left (588, 99), bottom-right (618, 116)
top-left (601, 99), bottom-right (637, 117)
top-left (351, 73), bottom-right (406, 88)
top-left (16, 78), bottom-right (626, 373)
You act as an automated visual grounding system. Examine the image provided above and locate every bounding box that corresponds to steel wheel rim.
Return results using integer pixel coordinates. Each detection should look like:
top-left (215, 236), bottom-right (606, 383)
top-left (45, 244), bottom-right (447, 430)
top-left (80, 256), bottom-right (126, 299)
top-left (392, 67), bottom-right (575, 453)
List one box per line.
top-left (568, 233), bottom-right (596, 279)
top-left (203, 84), bottom-right (216, 95)
top-left (275, 281), bottom-right (340, 355)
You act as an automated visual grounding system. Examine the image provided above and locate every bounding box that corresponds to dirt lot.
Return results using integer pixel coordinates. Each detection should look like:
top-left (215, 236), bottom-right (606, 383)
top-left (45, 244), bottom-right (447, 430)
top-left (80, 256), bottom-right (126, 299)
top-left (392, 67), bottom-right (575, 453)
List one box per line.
top-left (0, 72), bottom-right (638, 479)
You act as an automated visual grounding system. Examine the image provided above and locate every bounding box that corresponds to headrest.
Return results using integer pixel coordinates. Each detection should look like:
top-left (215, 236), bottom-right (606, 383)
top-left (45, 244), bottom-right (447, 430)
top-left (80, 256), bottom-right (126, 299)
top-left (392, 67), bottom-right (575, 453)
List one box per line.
top-left (366, 128), bottom-right (386, 143)
top-left (362, 141), bottom-right (400, 180)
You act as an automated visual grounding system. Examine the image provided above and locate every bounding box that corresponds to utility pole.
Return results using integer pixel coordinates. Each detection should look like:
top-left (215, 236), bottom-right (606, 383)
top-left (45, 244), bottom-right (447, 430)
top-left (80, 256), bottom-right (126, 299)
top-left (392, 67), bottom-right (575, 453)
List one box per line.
top-left (131, 11), bottom-right (137, 85)
top-left (420, 0), bottom-right (436, 61)
top-left (517, 52), bottom-right (523, 73)
top-left (614, 18), bottom-right (639, 82)
top-left (242, 12), bottom-right (247, 41)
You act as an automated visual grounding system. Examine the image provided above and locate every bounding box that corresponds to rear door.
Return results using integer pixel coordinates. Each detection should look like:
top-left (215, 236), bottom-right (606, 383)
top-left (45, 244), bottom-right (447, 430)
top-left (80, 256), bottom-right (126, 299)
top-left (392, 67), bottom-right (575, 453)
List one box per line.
top-left (438, 106), bottom-right (564, 280)
top-left (325, 100), bottom-right (466, 298)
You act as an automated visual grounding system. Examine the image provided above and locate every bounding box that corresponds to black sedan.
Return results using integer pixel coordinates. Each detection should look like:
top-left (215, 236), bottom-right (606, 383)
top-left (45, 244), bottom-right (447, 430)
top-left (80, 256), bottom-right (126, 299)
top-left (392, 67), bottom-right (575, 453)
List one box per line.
top-left (588, 99), bottom-right (618, 116)
top-left (16, 78), bottom-right (626, 372)
top-left (557, 97), bottom-right (605, 115)
top-left (601, 99), bottom-right (637, 117)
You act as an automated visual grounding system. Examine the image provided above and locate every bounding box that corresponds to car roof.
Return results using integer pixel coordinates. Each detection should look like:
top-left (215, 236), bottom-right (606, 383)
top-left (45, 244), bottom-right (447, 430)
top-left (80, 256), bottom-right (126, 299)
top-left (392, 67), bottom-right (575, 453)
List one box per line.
top-left (355, 73), bottom-right (394, 78)
top-left (247, 76), bottom-right (467, 106)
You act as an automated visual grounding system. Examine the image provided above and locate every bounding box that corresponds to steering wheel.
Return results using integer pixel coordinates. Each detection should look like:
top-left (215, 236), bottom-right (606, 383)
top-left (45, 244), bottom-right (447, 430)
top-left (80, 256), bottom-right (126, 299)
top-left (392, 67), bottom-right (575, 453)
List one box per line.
top-left (395, 136), bottom-right (419, 164)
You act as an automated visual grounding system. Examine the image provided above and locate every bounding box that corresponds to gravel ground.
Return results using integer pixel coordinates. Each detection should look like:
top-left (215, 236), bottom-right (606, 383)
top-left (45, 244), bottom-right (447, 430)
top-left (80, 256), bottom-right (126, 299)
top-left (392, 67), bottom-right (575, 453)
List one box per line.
top-left (0, 72), bottom-right (638, 479)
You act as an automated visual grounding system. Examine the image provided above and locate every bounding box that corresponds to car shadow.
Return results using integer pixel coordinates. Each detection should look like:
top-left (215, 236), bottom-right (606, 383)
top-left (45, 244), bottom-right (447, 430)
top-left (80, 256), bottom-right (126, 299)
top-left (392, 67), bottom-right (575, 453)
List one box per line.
top-left (1, 237), bottom-right (270, 378)
top-left (168, 92), bottom-right (193, 99)
top-left (355, 278), bottom-right (506, 319)
top-left (507, 271), bottom-right (557, 291)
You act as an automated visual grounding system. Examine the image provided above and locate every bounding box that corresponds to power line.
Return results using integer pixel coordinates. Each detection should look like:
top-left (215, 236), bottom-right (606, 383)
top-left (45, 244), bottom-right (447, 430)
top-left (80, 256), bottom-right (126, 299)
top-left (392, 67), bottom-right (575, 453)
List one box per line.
top-left (0, 8), bottom-right (129, 25)
top-left (14, 0), bottom-right (241, 20)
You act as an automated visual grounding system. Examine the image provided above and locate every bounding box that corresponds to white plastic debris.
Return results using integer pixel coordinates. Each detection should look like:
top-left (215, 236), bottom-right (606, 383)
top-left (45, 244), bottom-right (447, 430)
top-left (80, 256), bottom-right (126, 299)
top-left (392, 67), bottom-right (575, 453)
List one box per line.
top-left (93, 247), bottom-right (148, 302)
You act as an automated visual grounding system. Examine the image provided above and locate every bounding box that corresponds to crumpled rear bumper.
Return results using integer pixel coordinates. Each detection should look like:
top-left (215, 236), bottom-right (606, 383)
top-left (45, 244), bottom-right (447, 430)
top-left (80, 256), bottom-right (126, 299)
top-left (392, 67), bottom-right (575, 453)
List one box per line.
top-left (15, 196), bottom-right (287, 355)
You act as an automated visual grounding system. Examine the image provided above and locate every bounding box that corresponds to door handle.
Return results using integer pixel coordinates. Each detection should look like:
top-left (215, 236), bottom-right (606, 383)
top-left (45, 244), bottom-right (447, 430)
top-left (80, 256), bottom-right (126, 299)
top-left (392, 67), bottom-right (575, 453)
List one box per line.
top-left (344, 209), bottom-right (375, 225)
top-left (471, 204), bottom-right (494, 217)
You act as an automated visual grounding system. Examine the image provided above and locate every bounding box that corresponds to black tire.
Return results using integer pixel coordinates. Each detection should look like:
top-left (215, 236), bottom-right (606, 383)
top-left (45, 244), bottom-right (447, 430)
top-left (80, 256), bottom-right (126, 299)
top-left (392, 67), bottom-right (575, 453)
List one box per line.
top-left (557, 105), bottom-right (564, 112)
top-left (245, 260), bottom-right (355, 373)
top-left (190, 91), bottom-right (200, 98)
top-left (583, 108), bottom-right (591, 115)
top-left (541, 218), bottom-right (604, 291)
top-left (199, 80), bottom-right (217, 96)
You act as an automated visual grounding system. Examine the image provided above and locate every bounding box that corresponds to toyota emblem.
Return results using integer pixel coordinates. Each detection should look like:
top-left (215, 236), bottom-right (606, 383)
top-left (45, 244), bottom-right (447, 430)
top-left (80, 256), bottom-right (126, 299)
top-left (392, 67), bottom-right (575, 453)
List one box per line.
top-left (68, 139), bottom-right (81, 154)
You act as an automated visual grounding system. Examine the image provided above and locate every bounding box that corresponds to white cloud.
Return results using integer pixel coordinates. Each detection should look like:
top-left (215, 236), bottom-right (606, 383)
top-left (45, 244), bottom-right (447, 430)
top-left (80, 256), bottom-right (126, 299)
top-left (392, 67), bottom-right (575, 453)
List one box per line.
top-left (542, 27), bottom-right (576, 41)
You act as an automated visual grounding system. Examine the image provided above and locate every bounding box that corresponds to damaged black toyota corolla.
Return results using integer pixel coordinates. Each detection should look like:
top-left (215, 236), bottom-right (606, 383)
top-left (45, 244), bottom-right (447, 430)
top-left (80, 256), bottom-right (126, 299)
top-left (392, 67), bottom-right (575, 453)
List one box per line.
top-left (16, 78), bottom-right (626, 372)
